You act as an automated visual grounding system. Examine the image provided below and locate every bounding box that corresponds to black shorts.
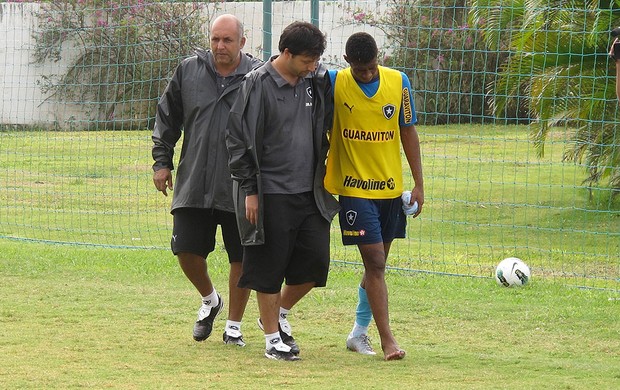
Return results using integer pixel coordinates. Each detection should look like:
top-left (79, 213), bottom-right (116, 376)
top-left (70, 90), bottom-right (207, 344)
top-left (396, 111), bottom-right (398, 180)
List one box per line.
top-left (238, 193), bottom-right (331, 294)
top-left (171, 208), bottom-right (243, 262)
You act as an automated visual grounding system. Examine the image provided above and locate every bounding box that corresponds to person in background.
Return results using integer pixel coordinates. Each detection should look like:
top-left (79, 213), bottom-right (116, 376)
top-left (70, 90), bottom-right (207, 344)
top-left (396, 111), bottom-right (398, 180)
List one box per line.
top-left (610, 33), bottom-right (620, 102)
top-left (324, 32), bottom-right (424, 361)
top-left (152, 14), bottom-right (261, 347)
top-left (226, 21), bottom-right (339, 361)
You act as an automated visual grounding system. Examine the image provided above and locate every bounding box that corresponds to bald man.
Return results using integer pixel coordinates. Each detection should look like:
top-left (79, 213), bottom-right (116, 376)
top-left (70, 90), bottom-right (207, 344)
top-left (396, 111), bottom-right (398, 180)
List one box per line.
top-left (152, 14), bottom-right (262, 346)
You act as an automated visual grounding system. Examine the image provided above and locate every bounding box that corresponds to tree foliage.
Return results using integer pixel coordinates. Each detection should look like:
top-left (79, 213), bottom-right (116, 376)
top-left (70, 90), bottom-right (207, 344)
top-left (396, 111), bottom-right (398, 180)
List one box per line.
top-left (470, 0), bottom-right (620, 194)
top-left (343, 0), bottom-right (513, 125)
top-left (32, 0), bottom-right (219, 130)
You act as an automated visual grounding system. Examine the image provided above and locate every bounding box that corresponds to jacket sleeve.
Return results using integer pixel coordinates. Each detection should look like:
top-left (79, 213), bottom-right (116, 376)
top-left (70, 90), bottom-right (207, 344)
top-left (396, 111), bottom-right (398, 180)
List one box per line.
top-left (317, 64), bottom-right (334, 141)
top-left (226, 73), bottom-right (263, 195)
top-left (152, 63), bottom-right (184, 171)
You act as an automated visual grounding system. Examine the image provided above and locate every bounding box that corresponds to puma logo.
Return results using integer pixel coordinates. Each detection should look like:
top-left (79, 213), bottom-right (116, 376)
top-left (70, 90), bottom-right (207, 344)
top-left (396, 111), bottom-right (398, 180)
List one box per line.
top-left (344, 102), bottom-right (354, 113)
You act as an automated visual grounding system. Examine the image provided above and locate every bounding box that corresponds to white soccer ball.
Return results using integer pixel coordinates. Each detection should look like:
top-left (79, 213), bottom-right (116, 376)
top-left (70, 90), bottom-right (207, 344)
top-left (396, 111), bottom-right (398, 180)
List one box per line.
top-left (495, 257), bottom-right (531, 287)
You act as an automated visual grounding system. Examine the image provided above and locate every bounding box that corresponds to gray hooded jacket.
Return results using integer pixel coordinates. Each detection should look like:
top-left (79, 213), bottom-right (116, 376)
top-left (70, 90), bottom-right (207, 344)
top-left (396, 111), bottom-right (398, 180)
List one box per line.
top-left (152, 49), bottom-right (262, 213)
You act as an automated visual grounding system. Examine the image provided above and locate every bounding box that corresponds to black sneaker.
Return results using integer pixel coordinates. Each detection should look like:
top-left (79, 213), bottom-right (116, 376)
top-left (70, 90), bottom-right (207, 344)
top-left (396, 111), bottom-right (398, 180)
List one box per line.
top-left (265, 347), bottom-right (301, 361)
top-left (192, 294), bottom-right (223, 341)
top-left (257, 318), bottom-right (300, 355)
top-left (223, 331), bottom-right (246, 347)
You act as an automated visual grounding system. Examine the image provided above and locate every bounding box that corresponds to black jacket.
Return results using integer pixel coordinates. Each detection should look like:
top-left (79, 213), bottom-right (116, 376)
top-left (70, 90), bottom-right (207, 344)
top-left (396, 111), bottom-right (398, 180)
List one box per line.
top-left (152, 49), bottom-right (262, 212)
top-left (226, 62), bottom-right (340, 245)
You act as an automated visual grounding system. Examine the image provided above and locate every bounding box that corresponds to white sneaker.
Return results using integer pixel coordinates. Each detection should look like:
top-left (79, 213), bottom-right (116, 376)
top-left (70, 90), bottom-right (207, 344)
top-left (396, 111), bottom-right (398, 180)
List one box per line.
top-left (192, 293), bottom-right (223, 341)
top-left (346, 334), bottom-right (377, 355)
top-left (223, 331), bottom-right (246, 347)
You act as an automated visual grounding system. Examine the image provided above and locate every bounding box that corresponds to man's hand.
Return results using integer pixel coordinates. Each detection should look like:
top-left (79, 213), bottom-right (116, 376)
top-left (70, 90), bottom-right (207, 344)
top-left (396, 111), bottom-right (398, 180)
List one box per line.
top-left (245, 194), bottom-right (258, 225)
top-left (409, 186), bottom-right (424, 218)
top-left (153, 168), bottom-right (173, 196)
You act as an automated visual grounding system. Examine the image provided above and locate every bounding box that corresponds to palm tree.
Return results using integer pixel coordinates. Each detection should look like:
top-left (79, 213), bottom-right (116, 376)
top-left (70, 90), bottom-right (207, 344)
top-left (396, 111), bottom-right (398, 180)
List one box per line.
top-left (470, 0), bottom-right (620, 195)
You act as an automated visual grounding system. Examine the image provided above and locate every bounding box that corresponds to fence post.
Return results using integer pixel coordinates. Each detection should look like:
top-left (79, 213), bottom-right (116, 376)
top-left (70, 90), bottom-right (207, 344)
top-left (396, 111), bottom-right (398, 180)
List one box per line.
top-left (262, 0), bottom-right (272, 61)
top-left (311, 0), bottom-right (319, 27)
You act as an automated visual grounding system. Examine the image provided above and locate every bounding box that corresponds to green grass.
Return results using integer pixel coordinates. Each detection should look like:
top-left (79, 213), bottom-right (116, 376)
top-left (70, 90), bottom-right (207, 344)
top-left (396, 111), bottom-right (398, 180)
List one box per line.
top-left (0, 125), bottom-right (618, 285)
top-left (1, 239), bottom-right (619, 389)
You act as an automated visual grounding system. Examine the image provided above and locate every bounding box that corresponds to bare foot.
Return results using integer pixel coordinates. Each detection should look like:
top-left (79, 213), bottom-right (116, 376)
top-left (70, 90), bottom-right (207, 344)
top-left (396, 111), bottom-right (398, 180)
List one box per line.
top-left (384, 349), bottom-right (406, 361)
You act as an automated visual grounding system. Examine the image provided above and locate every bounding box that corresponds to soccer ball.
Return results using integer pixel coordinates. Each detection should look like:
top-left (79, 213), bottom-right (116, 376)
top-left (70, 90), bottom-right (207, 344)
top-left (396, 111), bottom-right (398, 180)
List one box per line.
top-left (495, 257), bottom-right (531, 287)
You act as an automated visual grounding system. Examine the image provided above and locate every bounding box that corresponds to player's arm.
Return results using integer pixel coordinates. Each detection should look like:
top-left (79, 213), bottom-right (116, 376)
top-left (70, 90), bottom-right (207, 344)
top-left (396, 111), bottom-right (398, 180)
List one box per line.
top-left (399, 73), bottom-right (424, 216)
top-left (152, 63), bottom-right (184, 196)
top-left (226, 72), bottom-right (263, 225)
top-left (325, 69), bottom-right (338, 138)
top-left (401, 124), bottom-right (424, 216)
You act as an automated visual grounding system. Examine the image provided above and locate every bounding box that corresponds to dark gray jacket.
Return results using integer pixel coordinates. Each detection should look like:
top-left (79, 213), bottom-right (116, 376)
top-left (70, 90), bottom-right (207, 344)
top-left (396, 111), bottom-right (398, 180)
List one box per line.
top-left (152, 49), bottom-right (262, 213)
top-left (226, 63), bottom-right (340, 245)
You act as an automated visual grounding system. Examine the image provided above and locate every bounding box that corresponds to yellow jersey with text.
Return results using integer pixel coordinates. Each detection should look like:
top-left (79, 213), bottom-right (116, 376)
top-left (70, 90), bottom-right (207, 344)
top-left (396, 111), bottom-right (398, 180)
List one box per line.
top-left (325, 66), bottom-right (406, 198)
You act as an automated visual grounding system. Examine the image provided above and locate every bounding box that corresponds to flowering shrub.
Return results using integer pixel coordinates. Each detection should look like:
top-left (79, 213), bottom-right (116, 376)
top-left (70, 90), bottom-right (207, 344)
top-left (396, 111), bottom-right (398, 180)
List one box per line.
top-left (32, 0), bottom-right (220, 130)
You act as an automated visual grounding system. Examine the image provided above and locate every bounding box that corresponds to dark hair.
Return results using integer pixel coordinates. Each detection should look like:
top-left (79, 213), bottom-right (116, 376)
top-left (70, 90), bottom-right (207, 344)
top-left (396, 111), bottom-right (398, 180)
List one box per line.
top-left (278, 21), bottom-right (326, 58)
top-left (345, 32), bottom-right (378, 64)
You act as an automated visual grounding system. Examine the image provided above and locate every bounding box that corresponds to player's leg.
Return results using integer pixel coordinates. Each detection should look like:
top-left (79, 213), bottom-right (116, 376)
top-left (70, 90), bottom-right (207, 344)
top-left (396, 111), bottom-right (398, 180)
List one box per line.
top-left (257, 283), bottom-right (309, 355)
top-left (221, 261), bottom-right (250, 346)
top-left (358, 242), bottom-right (404, 360)
top-left (348, 242), bottom-right (395, 356)
top-left (218, 210), bottom-right (250, 346)
top-left (177, 252), bottom-right (215, 303)
top-left (279, 195), bottom-right (331, 355)
top-left (347, 282), bottom-right (376, 355)
top-left (280, 282), bottom-right (314, 333)
top-left (239, 194), bottom-right (300, 361)
top-left (338, 196), bottom-right (382, 355)
top-left (257, 291), bottom-right (298, 360)
top-left (368, 197), bottom-right (407, 360)
top-left (172, 208), bottom-right (223, 342)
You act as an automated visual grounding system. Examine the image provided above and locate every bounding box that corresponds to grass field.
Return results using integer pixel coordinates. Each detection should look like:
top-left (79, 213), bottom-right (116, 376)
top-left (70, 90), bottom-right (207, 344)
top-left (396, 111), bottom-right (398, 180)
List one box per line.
top-left (3, 124), bottom-right (617, 289)
top-left (1, 239), bottom-right (619, 389)
top-left (0, 124), bottom-right (618, 387)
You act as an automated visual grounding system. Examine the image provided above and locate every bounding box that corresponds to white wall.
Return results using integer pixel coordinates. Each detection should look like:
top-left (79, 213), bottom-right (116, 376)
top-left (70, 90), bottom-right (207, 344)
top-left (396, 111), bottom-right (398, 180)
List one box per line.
top-left (0, 1), bottom-right (386, 128)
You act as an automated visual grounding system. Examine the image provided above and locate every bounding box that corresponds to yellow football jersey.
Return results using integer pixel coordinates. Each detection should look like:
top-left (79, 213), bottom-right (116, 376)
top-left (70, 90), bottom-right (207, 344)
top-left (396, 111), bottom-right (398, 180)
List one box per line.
top-left (325, 66), bottom-right (404, 198)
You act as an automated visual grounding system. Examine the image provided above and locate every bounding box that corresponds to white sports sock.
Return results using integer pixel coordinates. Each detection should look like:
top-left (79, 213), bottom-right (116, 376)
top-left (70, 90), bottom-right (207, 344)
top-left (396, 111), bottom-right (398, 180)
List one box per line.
top-left (225, 320), bottom-right (242, 337)
top-left (265, 331), bottom-right (290, 352)
top-left (350, 322), bottom-right (369, 338)
top-left (279, 307), bottom-right (292, 335)
top-left (201, 289), bottom-right (219, 307)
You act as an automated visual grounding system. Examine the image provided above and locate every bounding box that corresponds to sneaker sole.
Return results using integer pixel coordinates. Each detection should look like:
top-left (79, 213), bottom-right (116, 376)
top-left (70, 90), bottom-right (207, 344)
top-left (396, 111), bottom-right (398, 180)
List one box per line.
top-left (264, 351), bottom-right (301, 361)
top-left (346, 346), bottom-right (377, 355)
